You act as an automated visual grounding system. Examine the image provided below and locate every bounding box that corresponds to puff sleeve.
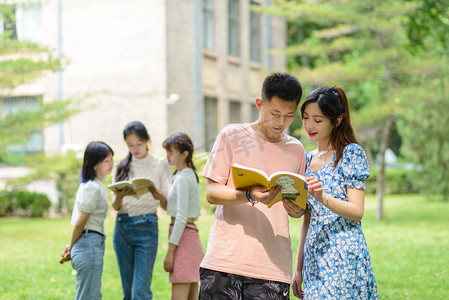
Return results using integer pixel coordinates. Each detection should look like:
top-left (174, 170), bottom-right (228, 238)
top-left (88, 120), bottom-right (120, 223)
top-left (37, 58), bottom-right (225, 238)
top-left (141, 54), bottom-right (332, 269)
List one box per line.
top-left (77, 181), bottom-right (101, 213)
top-left (341, 143), bottom-right (370, 190)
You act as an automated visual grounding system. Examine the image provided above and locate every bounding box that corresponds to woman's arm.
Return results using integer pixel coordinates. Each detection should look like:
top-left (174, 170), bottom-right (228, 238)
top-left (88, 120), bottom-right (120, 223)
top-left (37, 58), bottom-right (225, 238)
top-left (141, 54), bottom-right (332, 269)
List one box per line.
top-left (292, 209), bottom-right (310, 299)
top-left (307, 177), bottom-right (365, 222)
top-left (112, 187), bottom-right (135, 211)
top-left (61, 212), bottom-right (90, 263)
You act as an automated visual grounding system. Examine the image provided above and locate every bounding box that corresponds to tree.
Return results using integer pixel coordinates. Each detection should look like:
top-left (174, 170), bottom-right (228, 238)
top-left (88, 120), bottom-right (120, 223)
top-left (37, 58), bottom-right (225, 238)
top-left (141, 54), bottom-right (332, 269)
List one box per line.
top-left (396, 0), bottom-right (449, 201)
top-left (0, 3), bottom-right (78, 163)
top-left (260, 0), bottom-right (447, 218)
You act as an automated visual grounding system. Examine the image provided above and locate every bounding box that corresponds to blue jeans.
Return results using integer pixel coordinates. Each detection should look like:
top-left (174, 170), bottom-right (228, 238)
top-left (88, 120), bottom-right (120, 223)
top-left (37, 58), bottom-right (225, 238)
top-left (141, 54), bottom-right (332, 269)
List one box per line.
top-left (113, 213), bottom-right (158, 300)
top-left (71, 231), bottom-right (105, 300)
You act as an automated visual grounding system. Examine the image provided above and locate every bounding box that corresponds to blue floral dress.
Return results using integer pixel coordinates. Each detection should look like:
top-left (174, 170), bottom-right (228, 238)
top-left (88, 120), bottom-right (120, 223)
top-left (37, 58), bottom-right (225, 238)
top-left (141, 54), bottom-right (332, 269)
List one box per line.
top-left (303, 143), bottom-right (378, 299)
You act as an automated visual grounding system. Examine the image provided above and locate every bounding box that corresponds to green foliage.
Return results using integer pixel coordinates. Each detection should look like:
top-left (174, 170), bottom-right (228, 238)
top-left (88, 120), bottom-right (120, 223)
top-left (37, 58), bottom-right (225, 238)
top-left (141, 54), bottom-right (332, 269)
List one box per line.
top-left (0, 99), bottom-right (80, 156)
top-left (263, 0), bottom-right (449, 202)
top-left (194, 152), bottom-right (213, 214)
top-left (30, 192), bottom-right (51, 217)
top-left (0, 191), bottom-right (15, 216)
top-left (406, 0), bottom-right (449, 56)
top-left (0, 189), bottom-right (51, 217)
top-left (8, 152), bottom-right (83, 213)
top-left (396, 78), bottom-right (449, 200)
top-left (0, 57), bottom-right (59, 88)
top-left (0, 4), bottom-right (80, 165)
top-left (365, 167), bottom-right (420, 195)
top-left (16, 190), bottom-right (34, 210)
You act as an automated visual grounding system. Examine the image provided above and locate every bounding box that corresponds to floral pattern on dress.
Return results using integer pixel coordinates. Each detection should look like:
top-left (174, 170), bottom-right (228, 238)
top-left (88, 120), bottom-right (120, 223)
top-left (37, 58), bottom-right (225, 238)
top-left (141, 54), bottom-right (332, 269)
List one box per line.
top-left (303, 143), bottom-right (379, 300)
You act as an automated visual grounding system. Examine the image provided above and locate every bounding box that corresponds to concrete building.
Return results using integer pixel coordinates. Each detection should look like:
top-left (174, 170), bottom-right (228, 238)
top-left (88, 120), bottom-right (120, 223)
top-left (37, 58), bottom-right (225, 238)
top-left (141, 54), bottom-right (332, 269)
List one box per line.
top-left (0, 0), bottom-right (286, 202)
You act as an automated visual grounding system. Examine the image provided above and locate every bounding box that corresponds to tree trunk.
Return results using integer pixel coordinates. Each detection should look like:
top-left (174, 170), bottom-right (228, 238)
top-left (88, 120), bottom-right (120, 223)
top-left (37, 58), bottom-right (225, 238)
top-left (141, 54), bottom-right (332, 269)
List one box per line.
top-left (376, 116), bottom-right (395, 220)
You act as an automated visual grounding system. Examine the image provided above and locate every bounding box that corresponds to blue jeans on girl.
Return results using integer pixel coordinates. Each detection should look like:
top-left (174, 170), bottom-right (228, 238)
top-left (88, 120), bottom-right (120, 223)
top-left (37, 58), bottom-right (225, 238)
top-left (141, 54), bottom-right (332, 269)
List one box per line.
top-left (113, 213), bottom-right (158, 300)
top-left (71, 231), bottom-right (105, 300)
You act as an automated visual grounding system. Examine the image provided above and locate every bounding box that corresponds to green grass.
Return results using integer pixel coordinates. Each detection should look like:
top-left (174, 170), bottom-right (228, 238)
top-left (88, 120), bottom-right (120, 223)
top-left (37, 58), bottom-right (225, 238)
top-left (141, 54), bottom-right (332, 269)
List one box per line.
top-left (0, 194), bottom-right (448, 299)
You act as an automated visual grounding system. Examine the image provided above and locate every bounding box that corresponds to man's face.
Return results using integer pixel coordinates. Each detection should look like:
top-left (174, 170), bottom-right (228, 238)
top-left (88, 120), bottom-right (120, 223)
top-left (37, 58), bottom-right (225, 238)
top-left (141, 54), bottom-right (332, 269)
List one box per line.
top-left (256, 95), bottom-right (298, 143)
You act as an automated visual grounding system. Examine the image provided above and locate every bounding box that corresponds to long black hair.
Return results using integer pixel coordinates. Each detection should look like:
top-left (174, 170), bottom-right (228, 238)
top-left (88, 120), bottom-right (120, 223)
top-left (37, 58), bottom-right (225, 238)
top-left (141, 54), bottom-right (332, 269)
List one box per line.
top-left (81, 141), bottom-right (114, 182)
top-left (162, 132), bottom-right (199, 183)
top-left (300, 86), bottom-right (359, 167)
top-left (116, 121), bottom-right (150, 181)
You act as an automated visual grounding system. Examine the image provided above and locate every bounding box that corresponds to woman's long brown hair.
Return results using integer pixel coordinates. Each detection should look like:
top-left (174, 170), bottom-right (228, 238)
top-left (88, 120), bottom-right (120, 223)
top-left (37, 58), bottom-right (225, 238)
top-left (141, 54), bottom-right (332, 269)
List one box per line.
top-left (300, 86), bottom-right (359, 167)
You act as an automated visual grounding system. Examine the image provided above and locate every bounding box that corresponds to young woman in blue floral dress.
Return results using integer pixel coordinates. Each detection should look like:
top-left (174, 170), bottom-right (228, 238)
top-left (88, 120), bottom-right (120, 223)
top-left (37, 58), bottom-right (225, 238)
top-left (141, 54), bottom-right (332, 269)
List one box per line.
top-left (292, 86), bottom-right (378, 299)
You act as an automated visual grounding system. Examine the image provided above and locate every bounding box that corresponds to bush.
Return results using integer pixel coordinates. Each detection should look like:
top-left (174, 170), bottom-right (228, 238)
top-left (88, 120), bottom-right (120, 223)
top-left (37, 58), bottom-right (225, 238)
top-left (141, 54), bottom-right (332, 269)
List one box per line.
top-left (16, 190), bottom-right (35, 211)
top-left (0, 189), bottom-right (52, 217)
top-left (30, 193), bottom-right (51, 217)
top-left (0, 191), bottom-right (15, 216)
top-left (366, 167), bottom-right (420, 194)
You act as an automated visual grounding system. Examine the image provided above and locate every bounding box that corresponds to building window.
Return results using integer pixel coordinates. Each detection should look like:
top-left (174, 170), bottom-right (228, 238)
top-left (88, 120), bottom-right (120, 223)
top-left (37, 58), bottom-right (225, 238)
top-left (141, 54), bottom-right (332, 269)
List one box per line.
top-left (0, 6), bottom-right (17, 39)
top-left (229, 100), bottom-right (241, 124)
top-left (202, 0), bottom-right (214, 50)
top-left (0, 4), bottom-right (42, 43)
top-left (228, 0), bottom-right (240, 57)
top-left (204, 96), bottom-right (218, 151)
top-left (250, 2), bottom-right (261, 62)
top-left (251, 104), bottom-right (259, 122)
top-left (2, 96), bottom-right (44, 155)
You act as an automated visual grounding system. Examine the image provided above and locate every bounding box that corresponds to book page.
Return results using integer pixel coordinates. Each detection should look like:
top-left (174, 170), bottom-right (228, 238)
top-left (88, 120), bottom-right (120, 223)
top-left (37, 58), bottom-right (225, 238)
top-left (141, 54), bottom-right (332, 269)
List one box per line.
top-left (231, 164), bottom-right (269, 189)
top-left (268, 173), bottom-right (308, 209)
top-left (107, 181), bottom-right (132, 191)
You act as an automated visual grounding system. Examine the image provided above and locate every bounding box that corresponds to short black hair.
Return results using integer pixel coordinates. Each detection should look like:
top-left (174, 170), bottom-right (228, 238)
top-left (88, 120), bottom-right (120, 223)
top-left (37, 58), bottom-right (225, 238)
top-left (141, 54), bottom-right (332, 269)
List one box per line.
top-left (261, 72), bottom-right (302, 103)
top-left (81, 141), bottom-right (114, 182)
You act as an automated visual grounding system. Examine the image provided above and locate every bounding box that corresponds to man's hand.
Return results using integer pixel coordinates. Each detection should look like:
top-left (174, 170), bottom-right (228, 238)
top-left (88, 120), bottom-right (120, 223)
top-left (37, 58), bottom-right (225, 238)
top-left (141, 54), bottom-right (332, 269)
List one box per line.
top-left (282, 199), bottom-right (305, 218)
top-left (251, 185), bottom-right (282, 206)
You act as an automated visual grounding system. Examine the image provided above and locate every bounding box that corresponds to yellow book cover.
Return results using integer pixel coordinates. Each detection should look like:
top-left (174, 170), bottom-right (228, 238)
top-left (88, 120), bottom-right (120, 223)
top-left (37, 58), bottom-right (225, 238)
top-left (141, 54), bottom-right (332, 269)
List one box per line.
top-left (108, 177), bottom-right (156, 197)
top-left (231, 163), bottom-right (308, 209)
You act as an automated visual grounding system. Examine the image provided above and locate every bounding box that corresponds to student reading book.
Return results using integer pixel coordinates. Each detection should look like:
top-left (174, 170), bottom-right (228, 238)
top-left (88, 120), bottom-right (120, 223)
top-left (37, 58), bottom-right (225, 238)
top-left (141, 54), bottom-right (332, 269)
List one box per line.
top-left (200, 72), bottom-right (306, 299)
top-left (231, 163), bottom-right (308, 209)
top-left (108, 177), bottom-right (155, 197)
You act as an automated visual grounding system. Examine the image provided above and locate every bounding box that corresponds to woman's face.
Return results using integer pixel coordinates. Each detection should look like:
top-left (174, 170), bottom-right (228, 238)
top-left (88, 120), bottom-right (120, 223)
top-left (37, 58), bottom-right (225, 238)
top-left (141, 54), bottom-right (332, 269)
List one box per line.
top-left (302, 102), bottom-right (334, 144)
top-left (94, 153), bottom-right (114, 179)
top-left (165, 145), bottom-right (186, 170)
top-left (125, 133), bottom-right (148, 159)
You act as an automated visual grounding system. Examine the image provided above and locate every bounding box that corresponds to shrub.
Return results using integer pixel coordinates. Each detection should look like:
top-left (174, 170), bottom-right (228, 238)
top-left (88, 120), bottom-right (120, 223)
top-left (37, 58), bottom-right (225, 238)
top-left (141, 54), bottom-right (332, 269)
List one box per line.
top-left (16, 190), bottom-right (35, 211)
top-left (0, 191), bottom-right (15, 216)
top-left (366, 167), bottom-right (419, 194)
top-left (30, 193), bottom-right (51, 217)
top-left (0, 189), bottom-right (52, 217)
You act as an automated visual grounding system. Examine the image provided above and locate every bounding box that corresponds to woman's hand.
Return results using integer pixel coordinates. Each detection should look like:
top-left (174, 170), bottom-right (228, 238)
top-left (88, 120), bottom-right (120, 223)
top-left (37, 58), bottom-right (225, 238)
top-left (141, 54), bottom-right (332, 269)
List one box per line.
top-left (292, 270), bottom-right (304, 299)
top-left (305, 176), bottom-right (325, 204)
top-left (60, 244), bottom-right (71, 264)
top-left (164, 244), bottom-right (176, 273)
top-left (148, 186), bottom-right (163, 201)
top-left (114, 186), bottom-right (136, 197)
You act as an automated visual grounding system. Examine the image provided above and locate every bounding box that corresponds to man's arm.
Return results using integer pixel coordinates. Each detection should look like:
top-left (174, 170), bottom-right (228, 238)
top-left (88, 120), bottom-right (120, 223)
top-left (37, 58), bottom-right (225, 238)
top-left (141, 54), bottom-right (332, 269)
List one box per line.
top-left (205, 178), bottom-right (282, 206)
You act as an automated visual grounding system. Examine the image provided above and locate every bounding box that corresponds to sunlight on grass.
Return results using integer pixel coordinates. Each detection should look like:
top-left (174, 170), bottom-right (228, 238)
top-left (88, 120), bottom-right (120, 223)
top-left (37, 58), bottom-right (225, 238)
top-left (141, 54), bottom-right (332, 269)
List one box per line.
top-left (0, 195), bottom-right (448, 299)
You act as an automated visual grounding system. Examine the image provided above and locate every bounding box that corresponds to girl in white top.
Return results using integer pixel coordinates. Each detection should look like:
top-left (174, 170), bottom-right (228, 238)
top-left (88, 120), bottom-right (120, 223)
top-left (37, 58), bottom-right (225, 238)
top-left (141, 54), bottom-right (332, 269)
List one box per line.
top-left (163, 132), bottom-right (203, 300)
top-left (111, 121), bottom-right (170, 300)
top-left (60, 141), bottom-right (114, 300)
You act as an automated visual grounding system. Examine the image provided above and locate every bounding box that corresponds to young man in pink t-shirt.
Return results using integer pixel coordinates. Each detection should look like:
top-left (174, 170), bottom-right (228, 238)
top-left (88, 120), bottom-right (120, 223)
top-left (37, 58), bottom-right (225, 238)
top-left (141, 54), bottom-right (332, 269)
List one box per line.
top-left (200, 73), bottom-right (306, 299)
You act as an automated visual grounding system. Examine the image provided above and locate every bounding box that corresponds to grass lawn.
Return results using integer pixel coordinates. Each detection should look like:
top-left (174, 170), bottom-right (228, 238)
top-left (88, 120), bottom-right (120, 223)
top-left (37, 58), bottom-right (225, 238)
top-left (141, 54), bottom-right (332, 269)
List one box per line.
top-left (0, 194), bottom-right (448, 299)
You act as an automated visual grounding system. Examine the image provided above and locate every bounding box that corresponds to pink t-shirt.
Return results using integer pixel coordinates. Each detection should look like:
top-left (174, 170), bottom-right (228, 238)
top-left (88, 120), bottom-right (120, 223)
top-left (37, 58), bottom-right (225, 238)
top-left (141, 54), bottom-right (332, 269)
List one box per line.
top-left (201, 123), bottom-right (306, 283)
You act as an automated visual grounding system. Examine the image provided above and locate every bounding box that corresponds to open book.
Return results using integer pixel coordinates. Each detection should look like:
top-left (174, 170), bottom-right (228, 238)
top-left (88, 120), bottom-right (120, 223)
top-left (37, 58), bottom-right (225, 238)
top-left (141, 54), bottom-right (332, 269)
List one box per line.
top-left (231, 163), bottom-right (308, 209)
top-left (107, 177), bottom-right (155, 197)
